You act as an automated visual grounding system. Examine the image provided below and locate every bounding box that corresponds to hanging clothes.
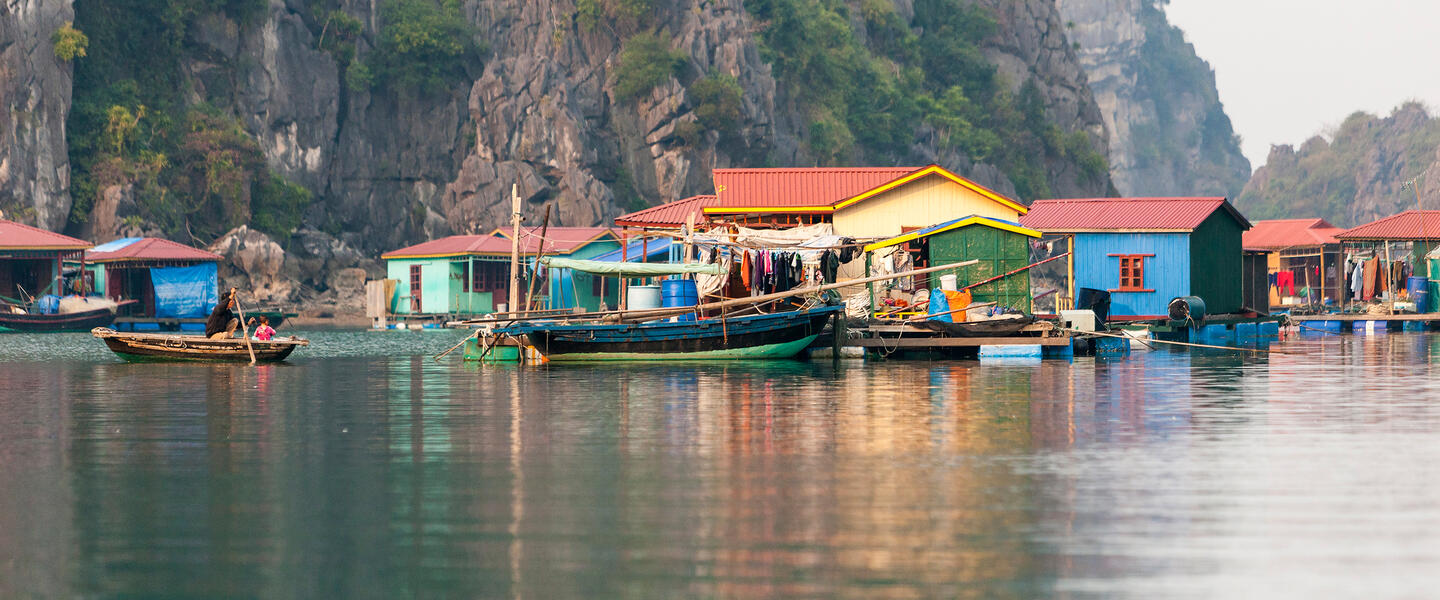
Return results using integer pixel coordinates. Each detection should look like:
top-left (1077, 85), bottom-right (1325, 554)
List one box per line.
top-left (1276, 271), bottom-right (1295, 296)
top-left (820, 251), bottom-right (839, 283)
top-left (838, 238), bottom-right (856, 263)
top-left (1350, 259), bottom-right (1364, 298)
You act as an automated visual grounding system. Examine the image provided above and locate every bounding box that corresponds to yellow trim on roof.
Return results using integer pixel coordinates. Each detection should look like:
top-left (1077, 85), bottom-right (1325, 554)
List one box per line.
top-left (702, 206), bottom-right (835, 214)
top-left (863, 216), bottom-right (1041, 252)
top-left (834, 165), bottom-right (1028, 215)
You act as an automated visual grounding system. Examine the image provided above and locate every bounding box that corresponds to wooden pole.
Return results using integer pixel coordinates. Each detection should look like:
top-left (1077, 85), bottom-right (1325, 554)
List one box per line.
top-left (434, 330), bottom-right (478, 361)
top-left (507, 183), bottom-right (523, 313)
top-left (682, 211), bottom-right (695, 266)
top-left (233, 290), bottom-right (257, 365)
top-left (620, 229), bottom-right (628, 310)
top-left (524, 205), bottom-right (551, 311)
top-left (962, 252), bottom-right (1070, 291)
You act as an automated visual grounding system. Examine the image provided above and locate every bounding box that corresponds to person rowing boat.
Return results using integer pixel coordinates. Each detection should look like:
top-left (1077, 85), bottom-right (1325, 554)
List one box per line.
top-left (206, 288), bottom-right (240, 340)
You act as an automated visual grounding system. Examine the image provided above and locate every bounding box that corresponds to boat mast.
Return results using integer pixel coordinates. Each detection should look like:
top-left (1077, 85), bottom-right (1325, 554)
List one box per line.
top-left (507, 183), bottom-right (523, 313)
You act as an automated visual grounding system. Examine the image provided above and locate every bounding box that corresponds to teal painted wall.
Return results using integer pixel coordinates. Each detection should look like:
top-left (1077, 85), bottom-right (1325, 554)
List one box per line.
top-left (87, 264), bottom-right (106, 295)
top-left (386, 258), bottom-right (453, 314)
top-left (1188, 211), bottom-right (1244, 314)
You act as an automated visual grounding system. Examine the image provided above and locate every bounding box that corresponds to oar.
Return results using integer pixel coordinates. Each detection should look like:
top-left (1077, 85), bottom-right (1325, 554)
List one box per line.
top-left (434, 330), bottom-right (478, 362)
top-left (232, 290), bottom-right (257, 365)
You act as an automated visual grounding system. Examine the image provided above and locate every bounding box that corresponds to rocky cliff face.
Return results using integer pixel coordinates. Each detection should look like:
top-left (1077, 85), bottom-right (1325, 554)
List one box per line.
top-left (0, 0), bottom-right (73, 229)
top-left (1056, 0), bottom-right (1250, 197)
top-left (1237, 103), bottom-right (1440, 228)
top-left (5, 0), bottom-right (1117, 306)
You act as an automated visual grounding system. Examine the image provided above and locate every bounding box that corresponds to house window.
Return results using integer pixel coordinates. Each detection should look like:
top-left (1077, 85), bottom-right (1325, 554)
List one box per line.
top-left (1109, 254), bottom-right (1154, 292)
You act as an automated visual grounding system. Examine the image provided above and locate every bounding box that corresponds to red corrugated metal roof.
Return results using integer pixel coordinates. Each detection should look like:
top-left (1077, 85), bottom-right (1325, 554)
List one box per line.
top-left (1242, 218), bottom-right (1343, 249)
top-left (1020, 197), bottom-right (1250, 232)
top-left (492, 226), bottom-right (617, 253)
top-left (384, 227), bottom-right (617, 259)
top-left (1335, 210), bottom-right (1440, 241)
top-left (87, 237), bottom-right (222, 262)
top-left (614, 195), bottom-right (716, 228)
top-left (0, 219), bottom-right (91, 250)
top-left (708, 167), bottom-right (918, 211)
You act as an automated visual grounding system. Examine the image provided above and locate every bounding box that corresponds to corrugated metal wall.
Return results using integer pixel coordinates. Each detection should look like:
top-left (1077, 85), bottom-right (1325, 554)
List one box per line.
top-left (929, 225), bottom-right (1032, 313)
top-left (1074, 233), bottom-right (1190, 318)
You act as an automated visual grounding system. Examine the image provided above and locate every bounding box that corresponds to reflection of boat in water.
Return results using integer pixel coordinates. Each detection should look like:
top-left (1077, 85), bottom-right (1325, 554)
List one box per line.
top-left (91, 327), bottom-right (309, 363)
top-left (0, 298), bottom-right (136, 332)
top-left (497, 304), bottom-right (841, 362)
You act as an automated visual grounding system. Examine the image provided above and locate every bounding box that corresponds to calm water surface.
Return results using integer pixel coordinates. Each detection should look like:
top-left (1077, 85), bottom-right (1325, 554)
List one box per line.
top-left (2, 329), bottom-right (1439, 598)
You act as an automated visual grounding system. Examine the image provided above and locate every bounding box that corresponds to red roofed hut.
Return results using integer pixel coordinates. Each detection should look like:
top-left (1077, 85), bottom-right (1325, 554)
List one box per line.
top-left (1243, 219), bottom-right (1344, 307)
top-left (0, 219), bottom-right (92, 306)
top-left (86, 237), bottom-right (223, 320)
top-left (1335, 210), bottom-right (1440, 308)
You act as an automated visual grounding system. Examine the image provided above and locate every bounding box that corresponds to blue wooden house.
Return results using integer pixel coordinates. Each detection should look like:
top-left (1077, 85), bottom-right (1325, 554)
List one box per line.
top-left (1021, 197), bottom-right (1251, 320)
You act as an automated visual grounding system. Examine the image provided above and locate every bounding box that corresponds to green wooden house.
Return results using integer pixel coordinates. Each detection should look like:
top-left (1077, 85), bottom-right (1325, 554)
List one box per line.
top-left (863, 215), bottom-right (1041, 313)
top-left (381, 227), bottom-right (619, 316)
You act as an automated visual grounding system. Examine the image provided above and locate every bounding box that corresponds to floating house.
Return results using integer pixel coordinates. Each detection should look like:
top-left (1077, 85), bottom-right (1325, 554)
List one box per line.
top-left (1021, 197), bottom-right (1251, 320)
top-left (86, 237), bottom-right (222, 319)
top-left (613, 165), bottom-right (1028, 239)
top-left (1242, 218), bottom-right (1344, 306)
top-left (381, 227), bottom-right (619, 316)
top-left (0, 219), bottom-right (92, 303)
top-left (1335, 210), bottom-right (1440, 275)
top-left (863, 215), bottom-right (1042, 313)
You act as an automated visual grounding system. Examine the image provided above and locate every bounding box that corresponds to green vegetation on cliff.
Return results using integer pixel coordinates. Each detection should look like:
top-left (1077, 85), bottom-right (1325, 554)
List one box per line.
top-left (1237, 103), bottom-right (1440, 227)
top-left (1124, 0), bottom-right (1247, 195)
top-left (67, 0), bottom-right (312, 241)
top-left (744, 0), bottom-right (1107, 199)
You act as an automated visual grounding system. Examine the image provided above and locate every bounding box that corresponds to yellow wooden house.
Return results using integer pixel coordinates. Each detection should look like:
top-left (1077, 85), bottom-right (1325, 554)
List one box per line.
top-left (670, 164), bottom-right (1028, 239)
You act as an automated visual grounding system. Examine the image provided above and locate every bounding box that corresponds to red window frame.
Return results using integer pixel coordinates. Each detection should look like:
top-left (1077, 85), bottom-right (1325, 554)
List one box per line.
top-left (409, 264), bottom-right (423, 312)
top-left (1108, 253), bottom-right (1154, 292)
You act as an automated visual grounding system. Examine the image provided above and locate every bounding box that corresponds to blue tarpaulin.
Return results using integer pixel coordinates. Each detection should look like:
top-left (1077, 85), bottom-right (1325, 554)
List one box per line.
top-left (151, 263), bottom-right (218, 318)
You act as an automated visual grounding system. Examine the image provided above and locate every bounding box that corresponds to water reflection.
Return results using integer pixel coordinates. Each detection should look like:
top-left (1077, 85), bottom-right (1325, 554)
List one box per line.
top-left (1, 332), bottom-right (1439, 597)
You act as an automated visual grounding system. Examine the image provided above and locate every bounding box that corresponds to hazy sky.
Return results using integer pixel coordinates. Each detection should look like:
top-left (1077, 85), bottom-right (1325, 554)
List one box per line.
top-left (1163, 0), bottom-right (1440, 170)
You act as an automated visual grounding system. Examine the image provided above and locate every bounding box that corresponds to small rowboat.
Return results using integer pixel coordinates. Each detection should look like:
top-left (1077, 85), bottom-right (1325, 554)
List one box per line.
top-left (91, 327), bottom-right (309, 363)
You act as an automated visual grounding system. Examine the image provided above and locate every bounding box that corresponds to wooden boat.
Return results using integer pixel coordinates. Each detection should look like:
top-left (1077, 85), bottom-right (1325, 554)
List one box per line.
top-left (0, 301), bottom-right (135, 332)
top-left (91, 327), bottom-right (309, 363)
top-left (495, 304), bottom-right (842, 362)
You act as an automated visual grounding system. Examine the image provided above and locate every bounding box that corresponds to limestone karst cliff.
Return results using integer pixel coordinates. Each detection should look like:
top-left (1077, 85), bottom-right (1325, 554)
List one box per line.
top-left (0, 0), bottom-right (74, 230)
top-left (1056, 0), bottom-right (1250, 197)
top-left (7, 0), bottom-right (1122, 305)
top-left (1238, 102), bottom-right (1440, 228)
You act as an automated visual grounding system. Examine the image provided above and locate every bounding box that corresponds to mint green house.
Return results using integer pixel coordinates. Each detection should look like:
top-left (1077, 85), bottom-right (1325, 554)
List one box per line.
top-left (381, 227), bottom-right (619, 316)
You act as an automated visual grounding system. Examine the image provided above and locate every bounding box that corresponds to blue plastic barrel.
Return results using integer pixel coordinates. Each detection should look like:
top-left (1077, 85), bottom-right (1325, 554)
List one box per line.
top-left (660, 278), bottom-right (699, 321)
top-left (1408, 276), bottom-right (1430, 312)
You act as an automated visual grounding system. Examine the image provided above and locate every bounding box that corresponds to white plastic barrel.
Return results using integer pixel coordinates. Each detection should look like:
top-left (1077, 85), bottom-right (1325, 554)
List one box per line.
top-left (939, 274), bottom-right (958, 291)
top-left (627, 285), bottom-right (662, 310)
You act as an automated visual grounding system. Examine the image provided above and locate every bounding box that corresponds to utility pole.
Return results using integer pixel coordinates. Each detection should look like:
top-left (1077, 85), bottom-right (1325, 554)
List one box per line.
top-left (507, 183), bottom-right (523, 313)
